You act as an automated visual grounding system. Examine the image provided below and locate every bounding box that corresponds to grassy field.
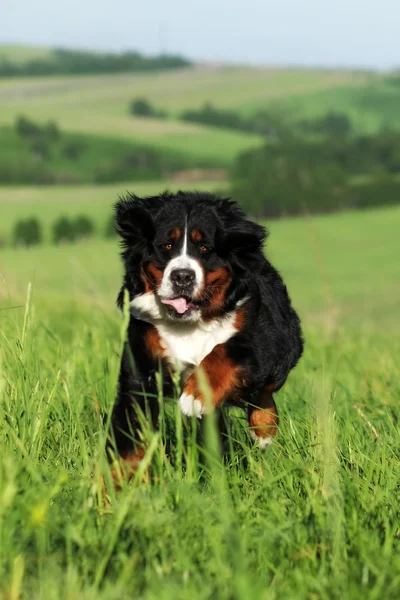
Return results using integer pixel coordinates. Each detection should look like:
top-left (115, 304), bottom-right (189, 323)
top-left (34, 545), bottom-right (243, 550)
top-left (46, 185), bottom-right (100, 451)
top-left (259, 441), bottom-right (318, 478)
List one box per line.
top-left (0, 125), bottom-right (224, 185)
top-left (2, 51), bottom-right (399, 170)
top-left (1, 47), bottom-right (399, 171)
top-left (1, 182), bottom-right (399, 598)
top-left (270, 79), bottom-right (400, 133)
top-left (0, 180), bottom-right (227, 243)
top-left (0, 184), bottom-right (399, 328)
top-left (0, 64), bottom-right (377, 164)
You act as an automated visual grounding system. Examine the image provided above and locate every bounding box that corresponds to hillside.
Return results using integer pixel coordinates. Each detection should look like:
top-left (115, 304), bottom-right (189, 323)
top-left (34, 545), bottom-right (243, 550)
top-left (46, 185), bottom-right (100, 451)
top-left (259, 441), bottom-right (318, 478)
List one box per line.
top-left (0, 62), bottom-right (382, 165)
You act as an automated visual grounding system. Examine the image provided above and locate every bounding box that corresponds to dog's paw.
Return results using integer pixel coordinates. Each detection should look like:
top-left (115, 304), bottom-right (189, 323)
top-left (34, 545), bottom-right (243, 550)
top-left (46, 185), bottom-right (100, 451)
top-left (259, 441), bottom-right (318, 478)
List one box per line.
top-left (179, 393), bottom-right (204, 418)
top-left (250, 429), bottom-right (274, 449)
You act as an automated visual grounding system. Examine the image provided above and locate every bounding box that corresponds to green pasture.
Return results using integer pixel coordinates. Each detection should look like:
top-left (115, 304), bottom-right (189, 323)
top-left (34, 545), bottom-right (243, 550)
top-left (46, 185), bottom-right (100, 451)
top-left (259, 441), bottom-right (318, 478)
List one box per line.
top-left (0, 49), bottom-right (399, 599)
top-left (0, 180), bottom-right (226, 243)
top-left (0, 125), bottom-right (225, 185)
top-left (0, 65), bottom-right (375, 164)
top-left (1, 183), bottom-right (399, 327)
top-left (0, 64), bottom-right (369, 111)
top-left (0, 53), bottom-right (397, 170)
top-left (1, 186), bottom-right (399, 598)
top-left (269, 80), bottom-right (400, 133)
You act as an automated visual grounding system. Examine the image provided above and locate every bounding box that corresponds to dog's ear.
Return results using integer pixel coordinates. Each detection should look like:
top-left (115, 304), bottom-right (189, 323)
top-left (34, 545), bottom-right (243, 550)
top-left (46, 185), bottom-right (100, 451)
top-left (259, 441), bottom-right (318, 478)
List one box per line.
top-left (219, 220), bottom-right (267, 257)
top-left (114, 196), bottom-right (155, 242)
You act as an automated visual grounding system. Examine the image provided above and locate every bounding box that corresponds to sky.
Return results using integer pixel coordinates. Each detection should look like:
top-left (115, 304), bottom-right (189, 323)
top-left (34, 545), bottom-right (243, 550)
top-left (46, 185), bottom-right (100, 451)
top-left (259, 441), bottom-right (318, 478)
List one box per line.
top-left (1, 0), bottom-right (399, 70)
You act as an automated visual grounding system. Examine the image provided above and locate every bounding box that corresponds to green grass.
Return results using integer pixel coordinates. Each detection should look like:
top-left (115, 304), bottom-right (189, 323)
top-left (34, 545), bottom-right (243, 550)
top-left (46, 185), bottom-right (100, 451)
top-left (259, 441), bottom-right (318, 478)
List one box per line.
top-left (1, 194), bottom-right (400, 598)
top-left (266, 80), bottom-right (400, 133)
top-left (0, 61), bottom-right (396, 168)
top-left (0, 180), bottom-right (227, 243)
top-left (0, 126), bottom-right (224, 185)
top-left (1, 189), bottom-right (399, 327)
top-left (0, 66), bottom-right (373, 165)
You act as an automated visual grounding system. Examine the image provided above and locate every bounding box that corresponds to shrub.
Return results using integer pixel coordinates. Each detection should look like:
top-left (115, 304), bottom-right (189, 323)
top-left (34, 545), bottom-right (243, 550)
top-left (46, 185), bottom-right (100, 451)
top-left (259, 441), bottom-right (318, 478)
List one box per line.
top-left (299, 112), bottom-right (352, 138)
top-left (129, 98), bottom-right (168, 119)
top-left (181, 102), bottom-right (244, 130)
top-left (52, 216), bottom-right (75, 244)
top-left (0, 161), bottom-right (55, 184)
top-left (231, 135), bottom-right (400, 218)
top-left (181, 103), bottom-right (293, 139)
top-left (352, 176), bottom-right (400, 209)
top-left (30, 137), bottom-right (51, 160)
top-left (43, 120), bottom-right (61, 142)
top-left (94, 148), bottom-right (163, 182)
top-left (320, 112), bottom-right (352, 137)
top-left (62, 139), bottom-right (86, 160)
top-left (105, 215), bottom-right (117, 238)
top-left (73, 215), bottom-right (95, 240)
top-left (130, 98), bottom-right (156, 117)
top-left (13, 218), bottom-right (42, 247)
top-left (15, 116), bottom-right (40, 138)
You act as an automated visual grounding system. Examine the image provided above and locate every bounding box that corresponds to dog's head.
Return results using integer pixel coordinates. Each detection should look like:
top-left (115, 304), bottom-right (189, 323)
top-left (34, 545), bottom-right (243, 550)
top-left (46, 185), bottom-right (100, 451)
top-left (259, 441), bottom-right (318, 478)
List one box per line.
top-left (115, 191), bottom-right (267, 322)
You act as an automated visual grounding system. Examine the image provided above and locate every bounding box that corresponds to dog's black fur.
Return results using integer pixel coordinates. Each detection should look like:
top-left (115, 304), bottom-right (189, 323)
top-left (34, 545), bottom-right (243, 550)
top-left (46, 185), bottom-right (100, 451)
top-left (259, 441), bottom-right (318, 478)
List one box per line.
top-left (109, 191), bottom-right (303, 464)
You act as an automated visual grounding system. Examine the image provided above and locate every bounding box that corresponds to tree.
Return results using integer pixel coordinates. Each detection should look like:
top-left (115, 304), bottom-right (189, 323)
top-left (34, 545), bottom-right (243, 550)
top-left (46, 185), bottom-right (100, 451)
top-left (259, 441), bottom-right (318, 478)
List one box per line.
top-left (15, 116), bottom-right (40, 138)
top-left (62, 139), bottom-right (85, 160)
top-left (320, 112), bottom-right (352, 137)
top-left (73, 215), bottom-right (95, 240)
top-left (13, 218), bottom-right (42, 247)
top-left (43, 120), bottom-right (60, 141)
top-left (130, 98), bottom-right (156, 117)
top-left (104, 215), bottom-right (117, 238)
top-left (52, 216), bottom-right (75, 244)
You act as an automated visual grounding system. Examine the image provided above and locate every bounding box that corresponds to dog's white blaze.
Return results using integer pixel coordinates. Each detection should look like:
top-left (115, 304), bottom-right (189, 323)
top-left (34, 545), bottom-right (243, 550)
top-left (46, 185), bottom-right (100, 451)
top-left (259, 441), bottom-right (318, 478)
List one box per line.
top-left (179, 393), bottom-right (204, 418)
top-left (182, 220), bottom-right (188, 255)
top-left (158, 224), bottom-right (203, 299)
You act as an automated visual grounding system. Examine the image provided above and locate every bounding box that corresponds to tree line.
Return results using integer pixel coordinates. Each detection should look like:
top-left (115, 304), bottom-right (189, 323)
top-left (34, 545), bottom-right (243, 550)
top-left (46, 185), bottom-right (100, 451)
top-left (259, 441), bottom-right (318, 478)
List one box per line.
top-left (130, 97), bottom-right (353, 139)
top-left (0, 116), bottom-right (210, 185)
top-left (6, 214), bottom-right (118, 248)
top-left (230, 132), bottom-right (400, 217)
top-left (0, 48), bottom-right (191, 77)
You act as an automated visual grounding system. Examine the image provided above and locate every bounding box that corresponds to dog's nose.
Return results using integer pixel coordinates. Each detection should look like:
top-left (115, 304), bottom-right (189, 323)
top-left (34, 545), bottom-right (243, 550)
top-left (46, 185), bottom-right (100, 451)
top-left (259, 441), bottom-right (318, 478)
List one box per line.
top-left (171, 268), bottom-right (195, 288)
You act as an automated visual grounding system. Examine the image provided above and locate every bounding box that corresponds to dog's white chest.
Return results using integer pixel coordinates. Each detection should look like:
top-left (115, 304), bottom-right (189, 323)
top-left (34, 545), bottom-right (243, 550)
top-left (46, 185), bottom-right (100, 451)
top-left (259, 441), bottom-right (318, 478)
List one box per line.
top-left (155, 314), bottom-right (237, 369)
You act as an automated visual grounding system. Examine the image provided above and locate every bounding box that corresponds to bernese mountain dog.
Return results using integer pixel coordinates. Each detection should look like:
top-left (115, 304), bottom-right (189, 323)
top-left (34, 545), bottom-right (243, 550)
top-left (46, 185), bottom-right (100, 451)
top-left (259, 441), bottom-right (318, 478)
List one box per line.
top-left (108, 191), bottom-right (303, 476)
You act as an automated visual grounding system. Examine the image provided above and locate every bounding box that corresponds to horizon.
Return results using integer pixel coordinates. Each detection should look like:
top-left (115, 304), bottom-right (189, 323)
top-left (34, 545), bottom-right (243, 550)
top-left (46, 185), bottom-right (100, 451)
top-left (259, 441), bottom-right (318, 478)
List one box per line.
top-left (0, 42), bottom-right (393, 73)
top-left (1, 0), bottom-right (399, 71)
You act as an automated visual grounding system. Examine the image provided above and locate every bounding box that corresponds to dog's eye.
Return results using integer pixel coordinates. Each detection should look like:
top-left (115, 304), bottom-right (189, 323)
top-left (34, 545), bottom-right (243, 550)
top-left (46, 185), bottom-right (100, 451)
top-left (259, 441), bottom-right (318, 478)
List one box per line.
top-left (162, 243), bottom-right (173, 251)
top-left (200, 245), bottom-right (209, 253)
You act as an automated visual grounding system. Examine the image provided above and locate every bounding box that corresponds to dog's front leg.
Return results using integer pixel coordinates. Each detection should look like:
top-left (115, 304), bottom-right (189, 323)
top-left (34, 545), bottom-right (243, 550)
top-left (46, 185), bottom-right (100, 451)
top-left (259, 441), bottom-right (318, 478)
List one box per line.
top-left (179, 343), bottom-right (241, 418)
top-left (108, 341), bottom-right (160, 487)
top-left (247, 386), bottom-right (279, 448)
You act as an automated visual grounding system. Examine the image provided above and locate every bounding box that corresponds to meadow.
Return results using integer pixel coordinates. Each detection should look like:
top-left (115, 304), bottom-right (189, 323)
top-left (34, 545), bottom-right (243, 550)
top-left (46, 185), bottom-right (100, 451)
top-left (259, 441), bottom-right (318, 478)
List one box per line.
top-left (1, 178), bottom-right (399, 598)
top-left (1, 49), bottom-right (399, 597)
top-left (0, 64), bottom-right (380, 164)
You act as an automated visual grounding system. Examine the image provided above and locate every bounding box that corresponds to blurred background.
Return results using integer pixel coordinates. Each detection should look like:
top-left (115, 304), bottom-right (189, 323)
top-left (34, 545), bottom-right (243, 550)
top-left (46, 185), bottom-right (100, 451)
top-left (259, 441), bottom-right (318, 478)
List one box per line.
top-left (0, 0), bottom-right (399, 330)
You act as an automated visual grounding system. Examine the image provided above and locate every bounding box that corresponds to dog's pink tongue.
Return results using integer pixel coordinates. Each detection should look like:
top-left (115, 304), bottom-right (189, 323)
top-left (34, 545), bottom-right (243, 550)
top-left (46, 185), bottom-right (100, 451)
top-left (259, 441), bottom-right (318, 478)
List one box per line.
top-left (161, 297), bottom-right (188, 314)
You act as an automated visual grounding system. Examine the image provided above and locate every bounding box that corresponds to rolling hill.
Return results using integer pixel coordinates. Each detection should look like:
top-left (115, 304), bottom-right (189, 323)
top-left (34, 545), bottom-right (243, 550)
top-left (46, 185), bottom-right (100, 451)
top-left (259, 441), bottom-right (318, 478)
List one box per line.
top-left (0, 50), bottom-right (384, 164)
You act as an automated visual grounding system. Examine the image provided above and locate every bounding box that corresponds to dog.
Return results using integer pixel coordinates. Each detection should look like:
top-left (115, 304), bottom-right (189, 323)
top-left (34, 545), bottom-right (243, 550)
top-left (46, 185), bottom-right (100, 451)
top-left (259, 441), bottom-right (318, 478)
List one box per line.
top-left (108, 191), bottom-right (303, 477)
